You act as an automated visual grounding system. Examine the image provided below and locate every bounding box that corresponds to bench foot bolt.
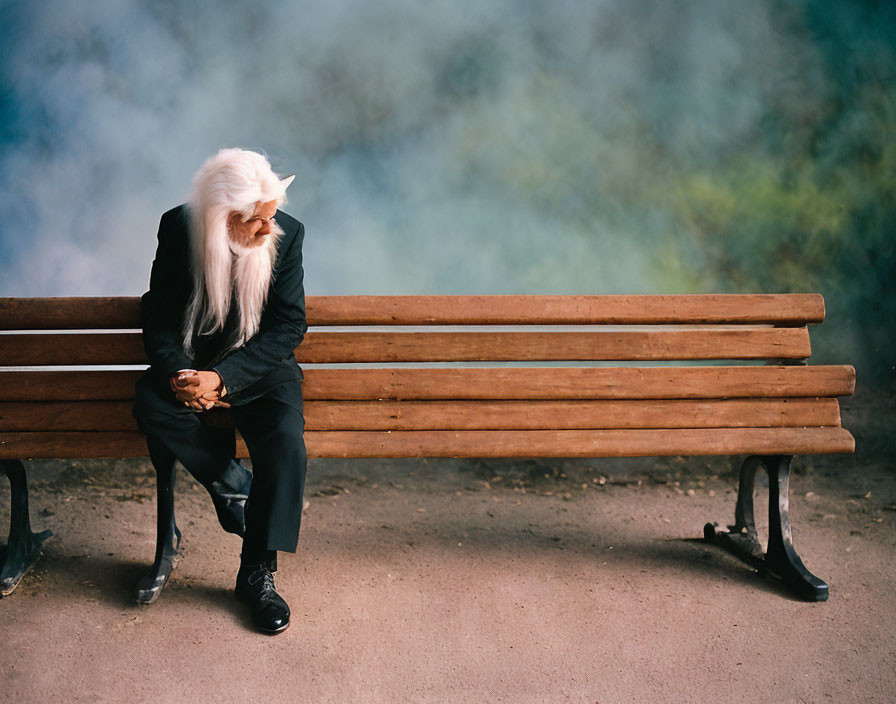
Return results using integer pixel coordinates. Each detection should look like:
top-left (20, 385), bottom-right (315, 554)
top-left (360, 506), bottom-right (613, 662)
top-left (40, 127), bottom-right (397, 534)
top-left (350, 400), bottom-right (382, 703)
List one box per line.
top-left (704, 454), bottom-right (828, 601)
top-left (1, 460), bottom-right (53, 597)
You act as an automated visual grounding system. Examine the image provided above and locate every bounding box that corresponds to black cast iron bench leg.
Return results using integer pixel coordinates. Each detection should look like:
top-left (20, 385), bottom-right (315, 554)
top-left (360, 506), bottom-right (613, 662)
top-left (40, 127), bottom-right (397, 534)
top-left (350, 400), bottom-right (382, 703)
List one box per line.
top-left (704, 454), bottom-right (829, 601)
top-left (1, 459), bottom-right (53, 597)
top-left (135, 444), bottom-right (181, 605)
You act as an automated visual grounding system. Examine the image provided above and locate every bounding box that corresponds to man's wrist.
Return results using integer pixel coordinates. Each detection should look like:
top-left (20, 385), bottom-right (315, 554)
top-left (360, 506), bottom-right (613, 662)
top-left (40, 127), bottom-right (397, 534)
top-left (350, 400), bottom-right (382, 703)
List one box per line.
top-left (214, 370), bottom-right (227, 397)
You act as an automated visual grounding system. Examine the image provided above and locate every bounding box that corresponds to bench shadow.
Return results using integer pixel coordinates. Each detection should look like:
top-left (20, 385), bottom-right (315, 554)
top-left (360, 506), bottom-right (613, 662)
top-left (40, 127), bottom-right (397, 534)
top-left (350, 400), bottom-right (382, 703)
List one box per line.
top-left (635, 537), bottom-right (808, 601)
top-left (21, 513), bottom-right (814, 606)
top-left (32, 553), bottom-right (270, 633)
top-left (305, 513), bottom-right (817, 602)
top-left (26, 552), bottom-right (243, 617)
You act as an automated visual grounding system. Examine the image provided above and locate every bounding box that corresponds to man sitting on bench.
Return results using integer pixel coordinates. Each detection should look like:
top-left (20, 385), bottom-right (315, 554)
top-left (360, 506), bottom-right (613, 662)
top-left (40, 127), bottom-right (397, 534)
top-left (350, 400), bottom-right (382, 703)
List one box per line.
top-left (133, 148), bottom-right (307, 634)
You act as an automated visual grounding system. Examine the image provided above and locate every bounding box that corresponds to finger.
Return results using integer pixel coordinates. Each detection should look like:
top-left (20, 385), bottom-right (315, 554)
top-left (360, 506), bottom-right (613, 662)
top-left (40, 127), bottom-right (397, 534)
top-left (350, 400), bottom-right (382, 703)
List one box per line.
top-left (214, 401), bottom-right (232, 408)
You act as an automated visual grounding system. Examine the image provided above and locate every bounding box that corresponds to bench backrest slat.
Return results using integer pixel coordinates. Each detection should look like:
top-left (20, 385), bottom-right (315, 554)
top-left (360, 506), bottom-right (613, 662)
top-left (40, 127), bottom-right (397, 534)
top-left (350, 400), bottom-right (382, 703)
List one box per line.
top-left (1, 328), bottom-right (813, 365)
top-left (0, 294), bottom-right (825, 329)
top-left (0, 426), bottom-right (856, 459)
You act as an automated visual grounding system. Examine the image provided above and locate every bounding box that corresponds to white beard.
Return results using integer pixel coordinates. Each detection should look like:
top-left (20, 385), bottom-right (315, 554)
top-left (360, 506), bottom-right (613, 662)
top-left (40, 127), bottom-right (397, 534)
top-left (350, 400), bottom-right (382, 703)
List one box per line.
top-left (182, 212), bottom-right (282, 357)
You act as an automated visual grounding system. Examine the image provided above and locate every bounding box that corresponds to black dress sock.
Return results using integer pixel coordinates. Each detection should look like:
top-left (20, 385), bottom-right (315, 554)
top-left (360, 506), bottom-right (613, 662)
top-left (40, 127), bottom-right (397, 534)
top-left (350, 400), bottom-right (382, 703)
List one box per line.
top-left (241, 548), bottom-right (277, 571)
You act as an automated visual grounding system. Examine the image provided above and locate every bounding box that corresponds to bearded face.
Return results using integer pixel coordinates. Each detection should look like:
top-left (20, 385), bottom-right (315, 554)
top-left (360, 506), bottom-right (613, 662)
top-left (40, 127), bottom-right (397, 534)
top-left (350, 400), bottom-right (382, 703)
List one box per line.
top-left (227, 199), bottom-right (279, 252)
top-left (182, 199), bottom-right (283, 357)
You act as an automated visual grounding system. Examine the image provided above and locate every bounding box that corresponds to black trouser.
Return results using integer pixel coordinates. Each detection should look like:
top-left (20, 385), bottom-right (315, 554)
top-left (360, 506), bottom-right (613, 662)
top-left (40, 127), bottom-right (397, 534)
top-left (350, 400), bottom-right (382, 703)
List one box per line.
top-left (133, 373), bottom-right (307, 554)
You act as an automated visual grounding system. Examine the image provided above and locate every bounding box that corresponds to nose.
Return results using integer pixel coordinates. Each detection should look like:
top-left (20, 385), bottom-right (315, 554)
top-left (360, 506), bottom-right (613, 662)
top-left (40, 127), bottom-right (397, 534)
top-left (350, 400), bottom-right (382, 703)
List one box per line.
top-left (258, 220), bottom-right (272, 235)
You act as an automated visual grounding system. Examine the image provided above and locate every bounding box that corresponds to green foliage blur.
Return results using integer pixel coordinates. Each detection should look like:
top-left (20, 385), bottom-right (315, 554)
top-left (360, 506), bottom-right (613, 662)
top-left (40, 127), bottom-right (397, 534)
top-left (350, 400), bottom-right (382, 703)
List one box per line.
top-left (443, 5), bottom-right (895, 382)
top-left (663, 85), bottom-right (895, 378)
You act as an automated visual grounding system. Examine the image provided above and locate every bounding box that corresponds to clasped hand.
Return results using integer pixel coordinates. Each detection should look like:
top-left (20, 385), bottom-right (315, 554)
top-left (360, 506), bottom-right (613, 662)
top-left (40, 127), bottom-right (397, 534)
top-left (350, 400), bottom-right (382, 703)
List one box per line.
top-left (170, 370), bottom-right (229, 411)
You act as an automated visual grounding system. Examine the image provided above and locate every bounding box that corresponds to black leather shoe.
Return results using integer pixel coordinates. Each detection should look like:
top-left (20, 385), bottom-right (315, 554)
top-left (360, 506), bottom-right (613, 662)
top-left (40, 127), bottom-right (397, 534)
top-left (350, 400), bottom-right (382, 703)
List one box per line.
top-left (234, 563), bottom-right (290, 634)
top-left (207, 462), bottom-right (252, 537)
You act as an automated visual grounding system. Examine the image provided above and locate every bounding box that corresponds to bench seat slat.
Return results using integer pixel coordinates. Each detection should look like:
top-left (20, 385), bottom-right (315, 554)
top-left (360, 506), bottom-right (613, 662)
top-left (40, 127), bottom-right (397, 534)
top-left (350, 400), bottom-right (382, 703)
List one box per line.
top-left (0, 426), bottom-right (855, 460)
top-left (0, 294), bottom-right (826, 329)
top-left (307, 428), bottom-right (856, 458)
top-left (304, 398), bottom-right (844, 430)
top-left (0, 366), bottom-right (856, 401)
top-left (0, 399), bottom-right (842, 432)
top-left (1, 328), bottom-right (812, 365)
top-left (301, 366), bottom-right (856, 400)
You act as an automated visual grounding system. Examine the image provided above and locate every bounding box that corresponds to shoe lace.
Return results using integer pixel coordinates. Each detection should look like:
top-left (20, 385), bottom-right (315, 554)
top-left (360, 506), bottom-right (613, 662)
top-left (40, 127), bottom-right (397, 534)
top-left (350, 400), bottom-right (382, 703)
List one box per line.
top-left (247, 566), bottom-right (277, 596)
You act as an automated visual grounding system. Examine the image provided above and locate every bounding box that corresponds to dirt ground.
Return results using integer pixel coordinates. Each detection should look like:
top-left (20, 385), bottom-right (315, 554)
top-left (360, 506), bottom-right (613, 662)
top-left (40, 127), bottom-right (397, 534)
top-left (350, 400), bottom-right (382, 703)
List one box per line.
top-left (1, 384), bottom-right (894, 703)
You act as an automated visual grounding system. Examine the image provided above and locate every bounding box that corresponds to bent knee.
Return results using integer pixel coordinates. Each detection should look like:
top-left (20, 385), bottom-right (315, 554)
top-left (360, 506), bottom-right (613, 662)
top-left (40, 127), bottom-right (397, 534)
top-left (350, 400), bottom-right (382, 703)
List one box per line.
top-left (264, 418), bottom-right (306, 453)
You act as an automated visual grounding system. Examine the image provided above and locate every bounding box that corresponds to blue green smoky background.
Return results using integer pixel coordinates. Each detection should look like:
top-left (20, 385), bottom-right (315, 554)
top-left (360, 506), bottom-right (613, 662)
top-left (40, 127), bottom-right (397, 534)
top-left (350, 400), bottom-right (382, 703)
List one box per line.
top-left (1, 1), bottom-right (893, 380)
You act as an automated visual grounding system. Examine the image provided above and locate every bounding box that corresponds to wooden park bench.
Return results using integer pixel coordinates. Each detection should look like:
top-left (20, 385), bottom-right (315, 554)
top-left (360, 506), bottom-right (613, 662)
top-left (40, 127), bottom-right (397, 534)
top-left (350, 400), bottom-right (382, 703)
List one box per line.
top-left (0, 294), bottom-right (855, 602)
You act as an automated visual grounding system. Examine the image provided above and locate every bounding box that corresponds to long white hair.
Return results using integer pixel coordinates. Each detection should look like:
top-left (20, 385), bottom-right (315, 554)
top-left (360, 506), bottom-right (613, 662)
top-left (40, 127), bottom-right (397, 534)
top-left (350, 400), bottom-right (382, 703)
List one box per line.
top-left (182, 148), bottom-right (294, 357)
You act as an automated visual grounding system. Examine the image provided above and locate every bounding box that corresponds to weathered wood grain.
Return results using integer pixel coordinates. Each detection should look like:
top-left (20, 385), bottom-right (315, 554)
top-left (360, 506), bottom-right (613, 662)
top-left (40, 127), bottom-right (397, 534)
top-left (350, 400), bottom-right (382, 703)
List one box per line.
top-left (0, 398), bottom-right (842, 432)
top-left (0, 365), bottom-right (856, 401)
top-left (300, 366), bottom-right (856, 400)
top-left (303, 427), bottom-right (856, 458)
top-left (0, 333), bottom-right (146, 365)
top-left (0, 426), bottom-right (855, 459)
top-left (0, 327), bottom-right (812, 365)
top-left (305, 294), bottom-right (826, 326)
top-left (301, 398), bottom-right (842, 430)
top-left (0, 370), bottom-right (143, 401)
top-left (295, 328), bottom-right (812, 362)
top-left (0, 294), bottom-right (826, 329)
top-left (0, 297), bottom-right (140, 330)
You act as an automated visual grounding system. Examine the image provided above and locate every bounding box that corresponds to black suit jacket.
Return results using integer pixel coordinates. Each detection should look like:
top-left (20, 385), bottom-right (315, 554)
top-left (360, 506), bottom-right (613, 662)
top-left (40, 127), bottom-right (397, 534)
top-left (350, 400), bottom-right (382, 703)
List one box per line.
top-left (140, 205), bottom-right (307, 404)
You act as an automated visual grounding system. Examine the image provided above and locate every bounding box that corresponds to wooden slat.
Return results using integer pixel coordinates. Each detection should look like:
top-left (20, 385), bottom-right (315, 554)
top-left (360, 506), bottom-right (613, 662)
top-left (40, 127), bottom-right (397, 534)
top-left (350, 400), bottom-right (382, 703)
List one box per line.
top-left (300, 366), bottom-right (856, 401)
top-left (306, 295), bottom-right (826, 326)
top-left (295, 329), bottom-right (811, 362)
top-left (0, 371), bottom-right (143, 401)
top-left (0, 366), bottom-right (856, 402)
top-left (0, 431), bottom-right (150, 458)
top-left (0, 327), bottom-right (812, 365)
top-left (0, 297), bottom-right (141, 330)
top-left (0, 294), bottom-right (825, 330)
top-left (304, 428), bottom-right (856, 458)
top-left (0, 426), bottom-right (855, 460)
top-left (0, 401), bottom-right (140, 431)
top-left (0, 333), bottom-right (146, 365)
top-left (0, 398), bottom-right (843, 432)
top-left (302, 398), bottom-right (842, 431)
